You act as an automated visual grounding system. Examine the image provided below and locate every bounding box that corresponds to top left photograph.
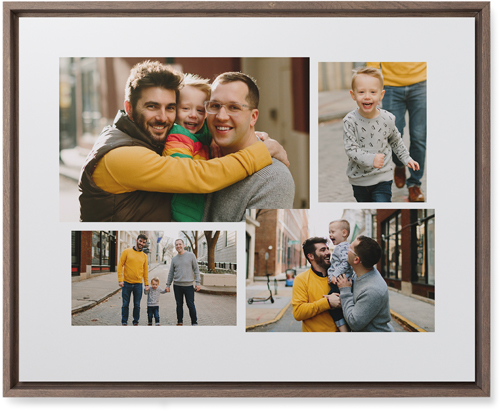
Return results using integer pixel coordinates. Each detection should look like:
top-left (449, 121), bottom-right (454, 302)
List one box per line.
top-left (59, 57), bottom-right (310, 222)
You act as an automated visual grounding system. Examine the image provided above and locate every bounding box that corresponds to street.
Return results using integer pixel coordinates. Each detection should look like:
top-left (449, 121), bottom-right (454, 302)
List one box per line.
top-left (72, 263), bottom-right (236, 326)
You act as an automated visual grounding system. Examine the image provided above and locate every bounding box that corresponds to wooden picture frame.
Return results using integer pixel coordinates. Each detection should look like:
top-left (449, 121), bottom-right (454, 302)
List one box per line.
top-left (3, 1), bottom-right (490, 397)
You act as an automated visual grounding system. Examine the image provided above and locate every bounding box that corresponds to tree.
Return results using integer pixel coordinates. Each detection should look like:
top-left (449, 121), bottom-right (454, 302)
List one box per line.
top-left (204, 231), bottom-right (220, 271)
top-left (181, 231), bottom-right (199, 257)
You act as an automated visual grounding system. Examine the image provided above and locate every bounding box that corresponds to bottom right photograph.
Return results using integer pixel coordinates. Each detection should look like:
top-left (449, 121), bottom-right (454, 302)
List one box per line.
top-left (245, 209), bottom-right (435, 333)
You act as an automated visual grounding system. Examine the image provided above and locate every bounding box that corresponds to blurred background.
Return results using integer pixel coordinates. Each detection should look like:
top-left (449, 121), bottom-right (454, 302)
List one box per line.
top-left (59, 57), bottom-right (310, 221)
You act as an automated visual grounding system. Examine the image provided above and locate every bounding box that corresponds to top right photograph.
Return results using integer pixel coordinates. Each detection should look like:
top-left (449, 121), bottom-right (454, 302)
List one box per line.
top-left (318, 62), bottom-right (427, 203)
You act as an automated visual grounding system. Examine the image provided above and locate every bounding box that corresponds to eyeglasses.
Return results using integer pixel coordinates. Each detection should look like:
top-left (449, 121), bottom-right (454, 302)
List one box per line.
top-left (204, 100), bottom-right (251, 115)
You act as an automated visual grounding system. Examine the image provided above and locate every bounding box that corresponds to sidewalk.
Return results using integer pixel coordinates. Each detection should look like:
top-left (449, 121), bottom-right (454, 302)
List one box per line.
top-left (71, 263), bottom-right (235, 314)
top-left (246, 271), bottom-right (435, 332)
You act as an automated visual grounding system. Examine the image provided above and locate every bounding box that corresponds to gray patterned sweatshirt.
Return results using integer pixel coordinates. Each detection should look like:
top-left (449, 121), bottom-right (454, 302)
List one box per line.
top-left (144, 287), bottom-right (167, 306)
top-left (343, 108), bottom-right (412, 186)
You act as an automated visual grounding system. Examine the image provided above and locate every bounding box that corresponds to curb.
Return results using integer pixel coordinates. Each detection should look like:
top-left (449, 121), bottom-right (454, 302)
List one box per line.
top-left (198, 288), bottom-right (236, 296)
top-left (245, 300), bottom-right (292, 331)
top-left (72, 288), bottom-right (121, 315)
top-left (390, 309), bottom-right (427, 332)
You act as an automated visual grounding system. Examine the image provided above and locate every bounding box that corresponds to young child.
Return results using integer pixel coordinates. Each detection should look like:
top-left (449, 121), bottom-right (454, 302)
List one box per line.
top-left (327, 219), bottom-right (355, 332)
top-left (343, 66), bottom-right (420, 202)
top-left (143, 277), bottom-right (166, 326)
top-left (162, 74), bottom-right (213, 222)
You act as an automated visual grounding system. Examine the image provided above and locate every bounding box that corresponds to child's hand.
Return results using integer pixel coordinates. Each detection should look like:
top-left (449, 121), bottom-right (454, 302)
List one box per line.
top-left (406, 159), bottom-right (420, 171)
top-left (255, 131), bottom-right (269, 141)
top-left (165, 287), bottom-right (171, 293)
top-left (373, 153), bottom-right (385, 169)
top-left (328, 276), bottom-right (337, 285)
top-left (210, 140), bottom-right (222, 158)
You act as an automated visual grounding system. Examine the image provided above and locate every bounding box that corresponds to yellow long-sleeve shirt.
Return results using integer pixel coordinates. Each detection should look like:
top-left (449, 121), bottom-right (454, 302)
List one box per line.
top-left (117, 248), bottom-right (149, 285)
top-left (366, 62), bottom-right (427, 87)
top-left (292, 268), bottom-right (338, 332)
top-left (93, 141), bottom-right (272, 194)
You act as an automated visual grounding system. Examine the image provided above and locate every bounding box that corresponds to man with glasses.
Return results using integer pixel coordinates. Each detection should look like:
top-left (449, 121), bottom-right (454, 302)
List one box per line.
top-left (336, 235), bottom-right (394, 332)
top-left (79, 61), bottom-right (289, 222)
top-left (292, 237), bottom-right (341, 332)
top-left (203, 72), bottom-right (295, 222)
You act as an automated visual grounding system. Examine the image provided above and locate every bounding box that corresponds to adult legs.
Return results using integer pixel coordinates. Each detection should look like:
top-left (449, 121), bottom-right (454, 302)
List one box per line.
top-left (184, 286), bottom-right (198, 325)
top-left (406, 81), bottom-right (427, 187)
top-left (173, 285), bottom-right (185, 324)
top-left (131, 283), bottom-right (143, 325)
top-left (121, 282), bottom-right (133, 325)
top-left (383, 85), bottom-right (408, 169)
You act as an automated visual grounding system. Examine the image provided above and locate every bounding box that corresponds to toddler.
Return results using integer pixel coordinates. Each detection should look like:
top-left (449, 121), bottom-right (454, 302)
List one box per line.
top-left (343, 66), bottom-right (419, 202)
top-left (163, 73), bottom-right (213, 222)
top-left (327, 219), bottom-right (355, 332)
top-left (144, 277), bottom-right (166, 326)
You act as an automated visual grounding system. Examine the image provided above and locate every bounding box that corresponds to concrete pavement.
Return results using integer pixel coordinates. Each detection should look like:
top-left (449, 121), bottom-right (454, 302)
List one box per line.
top-left (71, 262), bottom-right (236, 326)
top-left (246, 269), bottom-right (435, 332)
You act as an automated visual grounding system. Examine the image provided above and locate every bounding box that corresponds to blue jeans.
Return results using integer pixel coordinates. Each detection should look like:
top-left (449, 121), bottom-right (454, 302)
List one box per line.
top-left (122, 282), bottom-right (143, 325)
top-left (383, 81), bottom-right (427, 187)
top-left (173, 285), bottom-right (197, 325)
top-left (352, 180), bottom-right (392, 202)
top-left (147, 306), bottom-right (160, 325)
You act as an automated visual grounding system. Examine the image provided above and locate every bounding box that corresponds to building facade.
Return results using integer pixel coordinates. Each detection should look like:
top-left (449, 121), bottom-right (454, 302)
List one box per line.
top-left (376, 209), bottom-right (435, 300)
top-left (250, 209), bottom-right (309, 281)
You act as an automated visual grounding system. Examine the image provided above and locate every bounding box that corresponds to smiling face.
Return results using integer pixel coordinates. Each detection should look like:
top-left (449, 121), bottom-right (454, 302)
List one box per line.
top-left (151, 280), bottom-right (159, 290)
top-left (175, 240), bottom-right (185, 255)
top-left (309, 243), bottom-right (331, 271)
top-left (329, 222), bottom-right (348, 246)
top-left (176, 85), bottom-right (208, 133)
top-left (125, 86), bottom-right (177, 147)
top-left (136, 237), bottom-right (147, 251)
top-left (350, 74), bottom-right (385, 119)
top-left (206, 80), bottom-right (259, 155)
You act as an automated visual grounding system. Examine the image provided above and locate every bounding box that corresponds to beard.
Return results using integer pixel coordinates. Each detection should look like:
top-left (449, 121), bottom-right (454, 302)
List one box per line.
top-left (313, 252), bottom-right (330, 270)
top-left (132, 110), bottom-right (172, 148)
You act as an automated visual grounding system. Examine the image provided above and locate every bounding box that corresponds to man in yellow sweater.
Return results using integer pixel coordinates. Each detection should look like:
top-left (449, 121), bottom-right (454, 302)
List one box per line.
top-left (78, 60), bottom-right (289, 222)
top-left (118, 234), bottom-right (149, 326)
top-left (292, 237), bottom-right (341, 332)
top-left (366, 62), bottom-right (427, 202)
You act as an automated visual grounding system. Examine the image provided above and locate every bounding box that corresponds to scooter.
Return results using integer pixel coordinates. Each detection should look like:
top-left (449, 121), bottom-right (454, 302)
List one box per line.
top-left (247, 274), bottom-right (274, 304)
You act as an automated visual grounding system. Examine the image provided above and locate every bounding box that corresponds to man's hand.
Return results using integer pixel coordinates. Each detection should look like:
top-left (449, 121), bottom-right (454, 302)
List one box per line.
top-left (165, 287), bottom-right (171, 293)
top-left (323, 293), bottom-right (341, 309)
top-left (210, 140), bottom-right (222, 158)
top-left (195, 285), bottom-right (201, 292)
top-left (262, 138), bottom-right (290, 167)
top-left (145, 285), bottom-right (149, 292)
top-left (337, 274), bottom-right (352, 289)
top-left (373, 153), bottom-right (385, 169)
top-left (406, 159), bottom-right (420, 171)
top-left (119, 282), bottom-right (124, 288)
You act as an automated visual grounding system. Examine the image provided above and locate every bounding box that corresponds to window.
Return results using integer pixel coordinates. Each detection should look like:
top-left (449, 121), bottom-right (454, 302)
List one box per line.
top-left (412, 210), bottom-right (435, 286)
top-left (381, 212), bottom-right (402, 280)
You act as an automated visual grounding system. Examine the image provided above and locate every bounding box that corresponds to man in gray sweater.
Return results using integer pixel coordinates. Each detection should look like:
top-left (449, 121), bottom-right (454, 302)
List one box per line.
top-left (165, 239), bottom-right (201, 326)
top-left (337, 235), bottom-right (394, 332)
top-left (203, 72), bottom-right (295, 222)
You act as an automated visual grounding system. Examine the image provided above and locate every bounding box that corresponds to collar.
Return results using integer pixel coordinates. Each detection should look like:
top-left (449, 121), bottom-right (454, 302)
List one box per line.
top-left (311, 266), bottom-right (327, 278)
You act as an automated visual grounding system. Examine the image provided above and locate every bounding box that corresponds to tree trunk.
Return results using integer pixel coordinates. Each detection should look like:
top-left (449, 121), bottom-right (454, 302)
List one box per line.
top-left (205, 231), bottom-right (220, 271)
top-left (181, 231), bottom-right (198, 258)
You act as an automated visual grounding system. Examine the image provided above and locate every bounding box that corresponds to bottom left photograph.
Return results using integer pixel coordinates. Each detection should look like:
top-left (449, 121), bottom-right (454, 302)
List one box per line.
top-left (71, 230), bottom-right (237, 326)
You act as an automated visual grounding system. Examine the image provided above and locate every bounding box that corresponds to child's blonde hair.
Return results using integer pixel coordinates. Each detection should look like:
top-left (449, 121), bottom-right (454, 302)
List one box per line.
top-left (150, 277), bottom-right (160, 284)
top-left (351, 67), bottom-right (384, 91)
top-left (182, 73), bottom-right (211, 100)
top-left (329, 219), bottom-right (351, 237)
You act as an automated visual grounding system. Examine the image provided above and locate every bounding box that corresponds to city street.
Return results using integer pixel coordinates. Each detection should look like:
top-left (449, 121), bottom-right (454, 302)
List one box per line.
top-left (72, 263), bottom-right (236, 326)
top-left (246, 277), bottom-right (433, 332)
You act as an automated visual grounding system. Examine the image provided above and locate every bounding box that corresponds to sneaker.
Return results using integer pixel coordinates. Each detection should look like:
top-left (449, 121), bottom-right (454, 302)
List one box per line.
top-left (192, 323), bottom-right (199, 326)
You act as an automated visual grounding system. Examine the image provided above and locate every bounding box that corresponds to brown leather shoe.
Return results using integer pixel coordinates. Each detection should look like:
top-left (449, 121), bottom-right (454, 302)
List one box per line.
top-left (176, 323), bottom-right (183, 326)
top-left (394, 166), bottom-right (406, 188)
top-left (408, 186), bottom-right (425, 202)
